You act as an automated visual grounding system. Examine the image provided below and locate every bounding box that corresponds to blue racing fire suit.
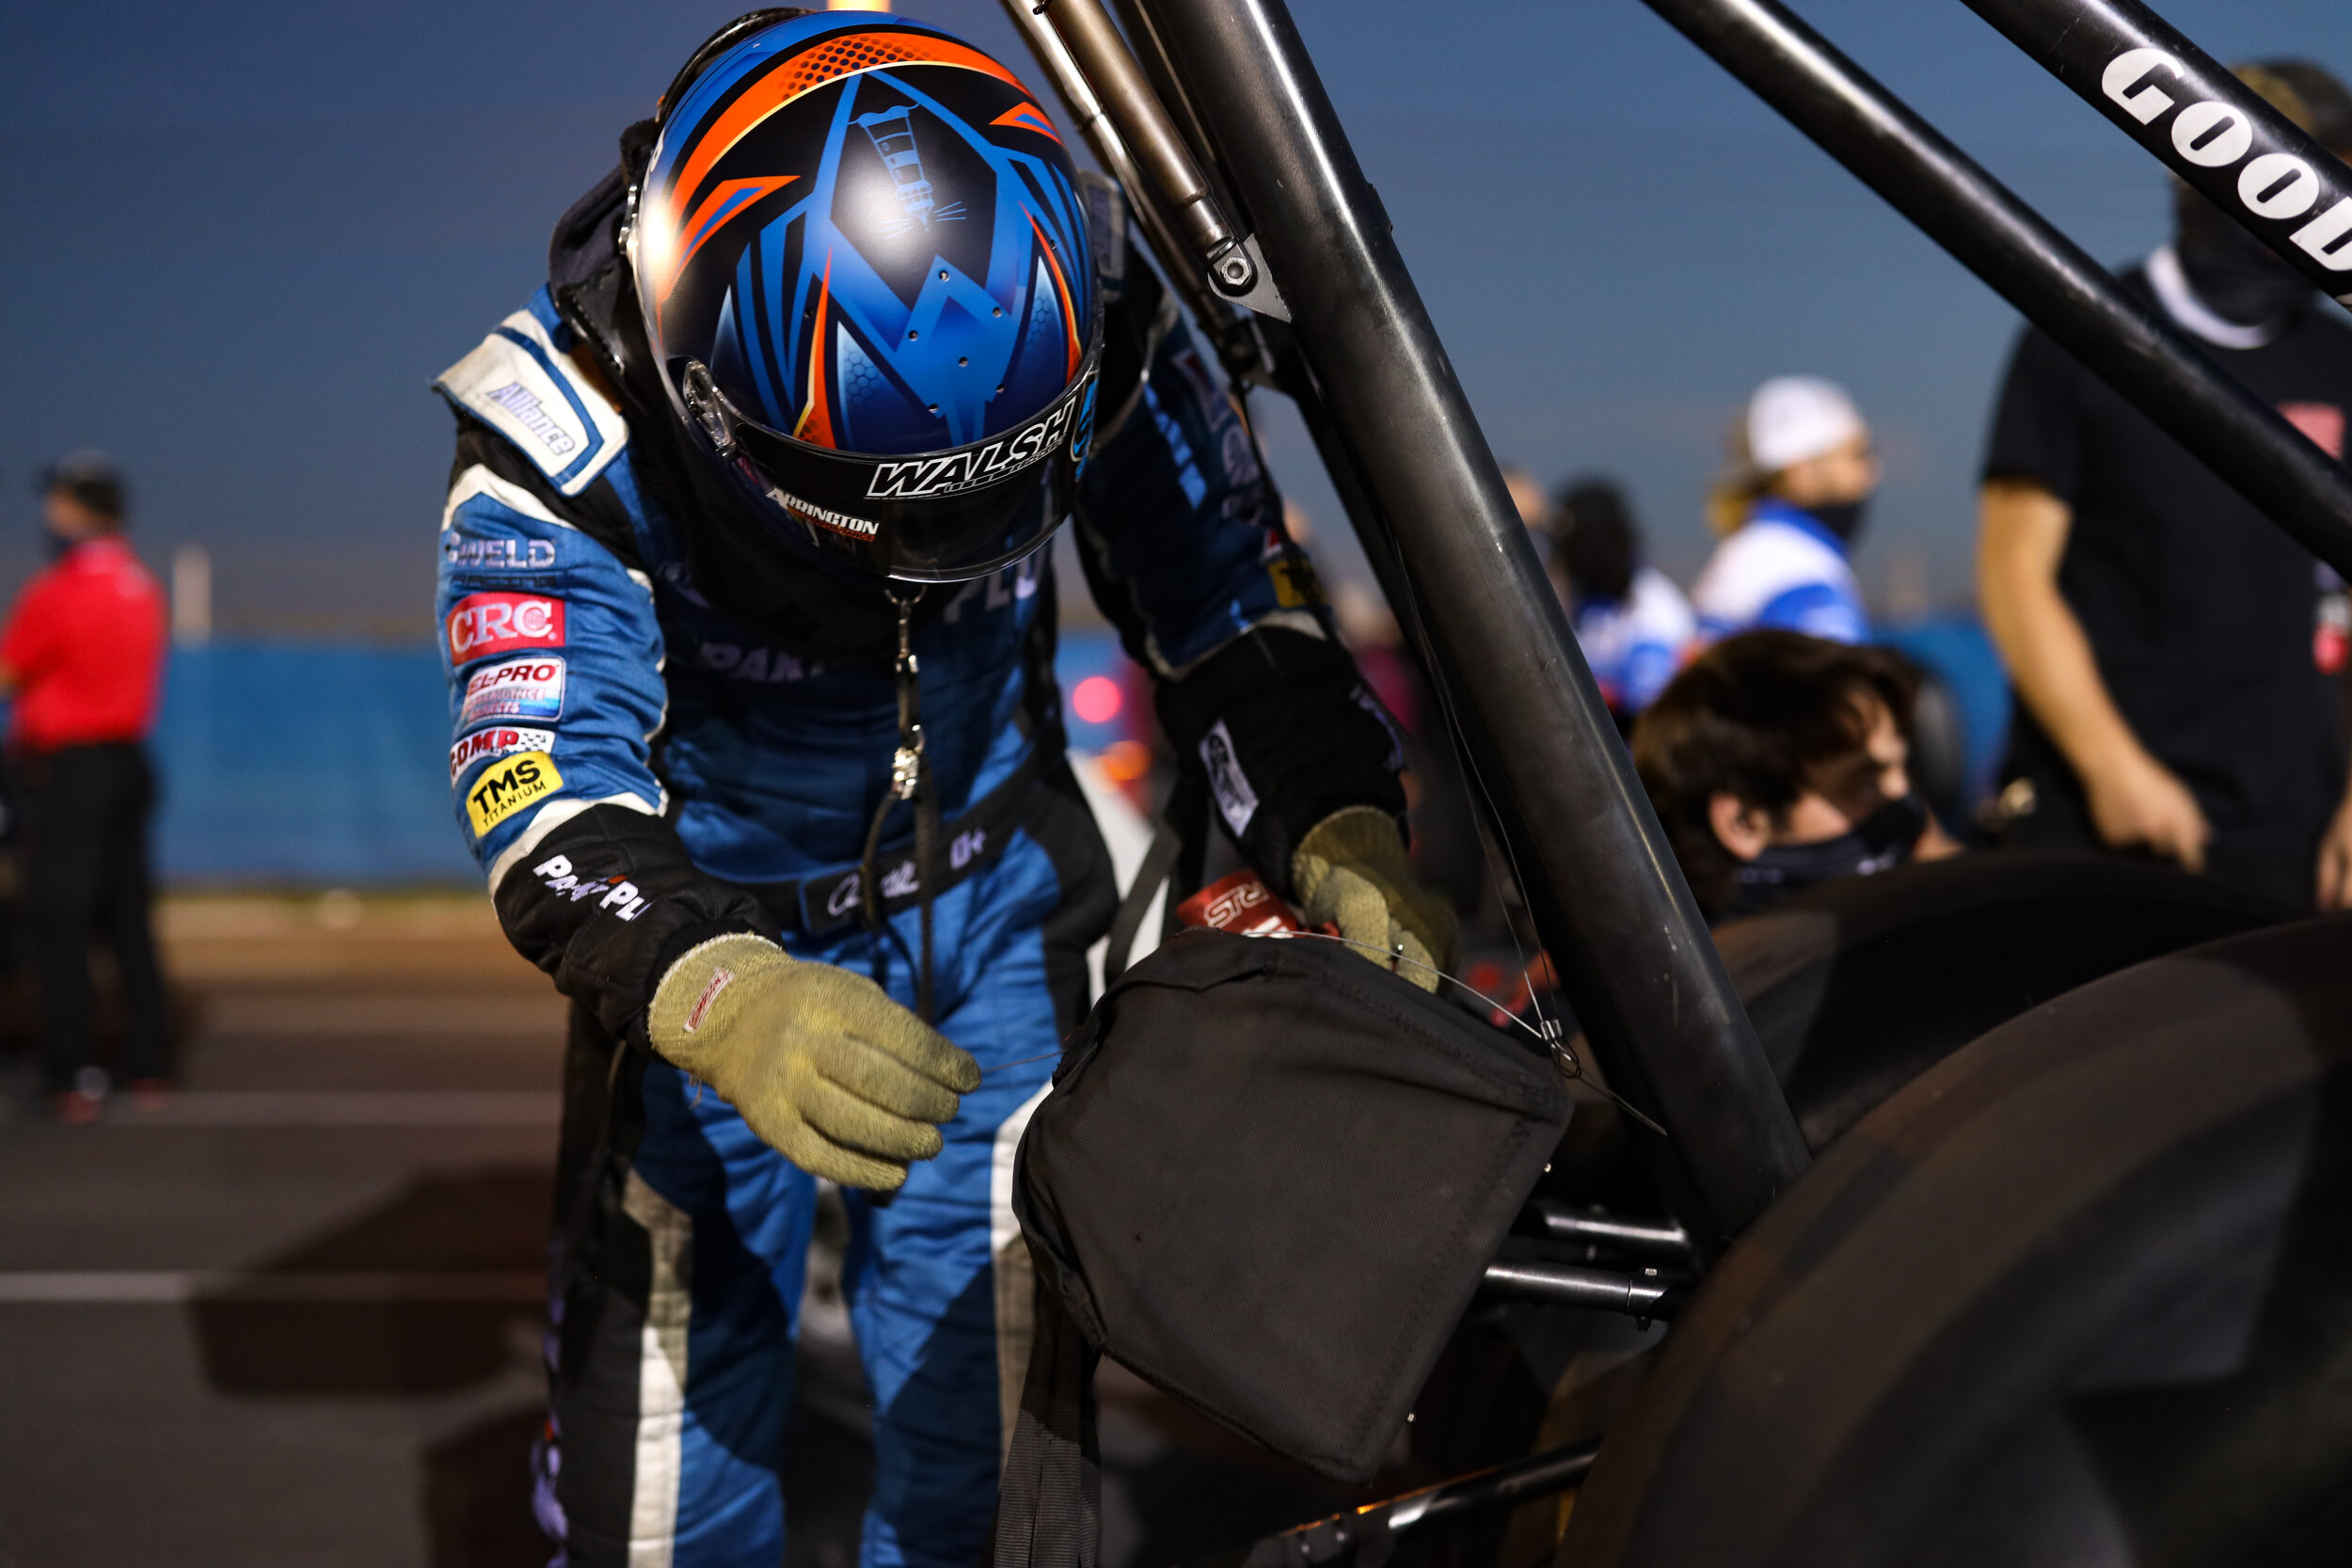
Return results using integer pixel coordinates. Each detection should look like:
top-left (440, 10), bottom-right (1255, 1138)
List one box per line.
top-left (432, 166), bottom-right (1405, 1568)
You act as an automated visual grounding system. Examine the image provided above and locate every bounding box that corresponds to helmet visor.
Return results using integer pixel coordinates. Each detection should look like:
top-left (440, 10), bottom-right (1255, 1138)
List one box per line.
top-left (699, 352), bottom-right (1100, 584)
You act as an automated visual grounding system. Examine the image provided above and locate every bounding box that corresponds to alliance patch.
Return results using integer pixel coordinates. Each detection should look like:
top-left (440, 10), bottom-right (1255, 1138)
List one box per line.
top-left (434, 309), bottom-right (629, 496)
top-left (467, 752), bottom-right (563, 837)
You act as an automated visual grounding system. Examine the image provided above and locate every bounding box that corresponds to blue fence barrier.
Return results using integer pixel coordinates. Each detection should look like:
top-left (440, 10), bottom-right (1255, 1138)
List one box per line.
top-left (151, 645), bottom-right (480, 886)
top-left (145, 633), bottom-right (1138, 888)
top-left (141, 624), bottom-right (2010, 887)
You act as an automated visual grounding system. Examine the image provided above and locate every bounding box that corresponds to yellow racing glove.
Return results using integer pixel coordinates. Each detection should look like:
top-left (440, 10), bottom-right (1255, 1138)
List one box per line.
top-left (1291, 806), bottom-right (1460, 992)
top-left (646, 933), bottom-right (980, 1189)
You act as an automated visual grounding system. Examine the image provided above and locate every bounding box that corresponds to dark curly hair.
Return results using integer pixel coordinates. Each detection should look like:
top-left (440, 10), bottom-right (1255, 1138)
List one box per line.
top-left (1632, 630), bottom-right (1917, 915)
top-left (1552, 478), bottom-right (1637, 605)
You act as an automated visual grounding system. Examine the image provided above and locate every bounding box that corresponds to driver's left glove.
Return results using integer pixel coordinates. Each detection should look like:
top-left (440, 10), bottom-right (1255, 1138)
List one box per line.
top-left (1292, 806), bottom-right (1459, 991)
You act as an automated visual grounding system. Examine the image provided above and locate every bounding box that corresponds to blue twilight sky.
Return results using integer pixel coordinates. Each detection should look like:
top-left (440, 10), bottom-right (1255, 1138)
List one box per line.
top-left (4, 0), bottom-right (2351, 632)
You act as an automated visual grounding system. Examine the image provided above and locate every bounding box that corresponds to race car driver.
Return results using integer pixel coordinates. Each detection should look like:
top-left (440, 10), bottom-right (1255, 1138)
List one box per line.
top-left (430, 12), bottom-right (1453, 1567)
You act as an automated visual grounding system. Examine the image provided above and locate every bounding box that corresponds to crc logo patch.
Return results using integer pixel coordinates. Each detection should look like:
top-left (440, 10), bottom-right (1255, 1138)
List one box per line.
top-left (448, 725), bottom-right (555, 784)
top-left (447, 593), bottom-right (564, 663)
top-left (466, 752), bottom-right (562, 837)
top-left (460, 657), bottom-right (565, 727)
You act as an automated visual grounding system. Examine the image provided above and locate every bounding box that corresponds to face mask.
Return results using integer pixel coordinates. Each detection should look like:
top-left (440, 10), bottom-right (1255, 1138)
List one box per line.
top-left (1806, 499), bottom-right (1868, 545)
top-left (40, 523), bottom-right (75, 562)
top-left (2177, 189), bottom-right (2316, 333)
top-left (1723, 790), bottom-right (1929, 920)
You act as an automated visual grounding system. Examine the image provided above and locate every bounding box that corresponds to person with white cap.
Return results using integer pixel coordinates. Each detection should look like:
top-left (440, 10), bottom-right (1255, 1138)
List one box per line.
top-left (1690, 375), bottom-right (1879, 645)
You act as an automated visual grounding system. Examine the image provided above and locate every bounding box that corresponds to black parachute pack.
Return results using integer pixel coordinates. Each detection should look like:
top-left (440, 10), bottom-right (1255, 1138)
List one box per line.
top-left (991, 928), bottom-right (1571, 1568)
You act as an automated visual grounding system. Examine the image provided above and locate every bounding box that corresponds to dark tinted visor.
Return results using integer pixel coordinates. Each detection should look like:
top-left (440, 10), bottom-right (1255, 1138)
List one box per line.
top-left (707, 352), bottom-right (1100, 583)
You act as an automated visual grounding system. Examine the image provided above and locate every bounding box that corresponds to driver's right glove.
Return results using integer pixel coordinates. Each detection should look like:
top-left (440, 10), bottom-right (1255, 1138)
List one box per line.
top-left (646, 933), bottom-right (981, 1190)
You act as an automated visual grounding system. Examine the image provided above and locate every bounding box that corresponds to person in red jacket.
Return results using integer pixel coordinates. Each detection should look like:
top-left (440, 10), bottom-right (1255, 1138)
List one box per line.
top-left (0, 453), bottom-right (169, 1121)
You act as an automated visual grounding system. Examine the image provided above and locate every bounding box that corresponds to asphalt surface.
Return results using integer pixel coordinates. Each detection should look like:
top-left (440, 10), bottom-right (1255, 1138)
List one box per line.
top-left (0, 895), bottom-right (1364, 1568)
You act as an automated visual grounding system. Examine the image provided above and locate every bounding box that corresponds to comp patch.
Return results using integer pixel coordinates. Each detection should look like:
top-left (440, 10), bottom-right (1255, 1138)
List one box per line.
top-left (449, 725), bottom-right (556, 784)
top-left (466, 752), bottom-right (563, 837)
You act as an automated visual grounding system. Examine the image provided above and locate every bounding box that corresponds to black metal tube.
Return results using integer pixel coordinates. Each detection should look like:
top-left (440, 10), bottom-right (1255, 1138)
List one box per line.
top-left (1641, 0), bottom-right (2352, 580)
top-left (1191, 1442), bottom-right (1601, 1566)
top-left (1531, 1200), bottom-right (1696, 1262)
top-left (1389, 1440), bottom-right (1602, 1534)
top-left (1482, 1259), bottom-right (1692, 1320)
top-left (1963, 0), bottom-right (2352, 310)
top-left (1135, 0), bottom-right (1809, 1247)
top-left (1036, 0), bottom-right (1252, 292)
top-left (1107, 0), bottom-right (1252, 231)
top-left (994, 0), bottom-right (1227, 334)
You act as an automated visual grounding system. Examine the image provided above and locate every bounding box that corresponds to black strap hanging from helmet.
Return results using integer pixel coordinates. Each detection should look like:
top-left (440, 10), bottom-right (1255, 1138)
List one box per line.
top-left (861, 589), bottom-right (940, 1023)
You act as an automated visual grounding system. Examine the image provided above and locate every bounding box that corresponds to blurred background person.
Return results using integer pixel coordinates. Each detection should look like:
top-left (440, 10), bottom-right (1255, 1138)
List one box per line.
top-left (1692, 375), bottom-right (1879, 644)
top-left (1, 454), bottom-right (170, 1121)
top-left (1634, 629), bottom-right (1960, 922)
top-left (1502, 464), bottom-right (1551, 543)
top-left (1550, 477), bottom-right (1696, 728)
top-left (1978, 61), bottom-right (2352, 911)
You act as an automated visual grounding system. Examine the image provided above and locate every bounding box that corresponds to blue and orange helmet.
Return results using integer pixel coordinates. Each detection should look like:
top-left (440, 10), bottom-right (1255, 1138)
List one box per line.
top-left (628, 9), bottom-right (1100, 582)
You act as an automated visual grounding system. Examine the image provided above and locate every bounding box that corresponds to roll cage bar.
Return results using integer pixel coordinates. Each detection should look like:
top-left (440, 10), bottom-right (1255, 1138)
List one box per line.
top-left (999, 0), bottom-right (2352, 1254)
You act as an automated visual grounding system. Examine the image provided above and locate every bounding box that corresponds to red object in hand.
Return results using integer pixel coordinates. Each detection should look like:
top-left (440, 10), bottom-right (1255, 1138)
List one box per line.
top-left (1176, 870), bottom-right (1305, 936)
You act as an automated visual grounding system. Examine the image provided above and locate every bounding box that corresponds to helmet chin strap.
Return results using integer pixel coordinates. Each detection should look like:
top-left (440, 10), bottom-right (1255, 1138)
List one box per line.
top-left (860, 587), bottom-right (939, 1023)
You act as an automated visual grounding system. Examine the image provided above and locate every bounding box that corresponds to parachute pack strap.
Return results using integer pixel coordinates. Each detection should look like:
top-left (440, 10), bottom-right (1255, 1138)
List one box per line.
top-left (914, 779), bottom-right (939, 1025)
top-left (1101, 773), bottom-right (1209, 983)
top-left (861, 589), bottom-right (938, 1022)
top-left (1102, 824), bottom-right (1183, 985)
top-left (1162, 771), bottom-right (1210, 940)
top-left (987, 1275), bottom-right (1102, 1568)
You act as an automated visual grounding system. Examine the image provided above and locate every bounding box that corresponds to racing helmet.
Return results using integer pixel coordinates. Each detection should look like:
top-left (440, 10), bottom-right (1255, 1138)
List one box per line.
top-left (628, 9), bottom-right (1101, 583)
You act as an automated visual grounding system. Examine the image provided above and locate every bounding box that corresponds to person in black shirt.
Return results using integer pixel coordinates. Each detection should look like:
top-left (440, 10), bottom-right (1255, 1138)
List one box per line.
top-left (1978, 59), bottom-right (2352, 911)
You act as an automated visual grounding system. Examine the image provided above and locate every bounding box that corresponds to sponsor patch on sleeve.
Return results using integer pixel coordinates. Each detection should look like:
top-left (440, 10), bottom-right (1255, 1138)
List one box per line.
top-left (447, 592), bottom-right (566, 663)
top-left (467, 752), bottom-right (563, 837)
top-left (443, 533), bottom-right (560, 572)
top-left (460, 657), bottom-right (565, 728)
top-left (433, 310), bottom-right (628, 496)
top-left (530, 853), bottom-right (653, 922)
top-left (1200, 720), bottom-right (1260, 837)
top-left (449, 725), bottom-right (557, 784)
top-left (1268, 555), bottom-right (1324, 610)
